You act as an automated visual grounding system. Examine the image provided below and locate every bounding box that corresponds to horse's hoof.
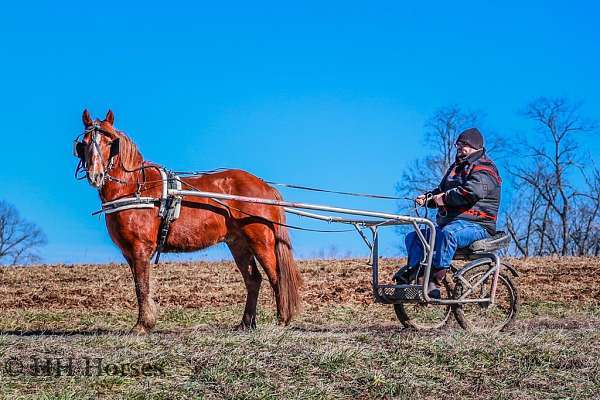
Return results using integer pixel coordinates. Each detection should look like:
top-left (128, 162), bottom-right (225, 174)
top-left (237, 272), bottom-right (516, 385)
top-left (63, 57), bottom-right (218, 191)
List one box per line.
top-left (129, 325), bottom-right (150, 335)
top-left (234, 322), bottom-right (256, 331)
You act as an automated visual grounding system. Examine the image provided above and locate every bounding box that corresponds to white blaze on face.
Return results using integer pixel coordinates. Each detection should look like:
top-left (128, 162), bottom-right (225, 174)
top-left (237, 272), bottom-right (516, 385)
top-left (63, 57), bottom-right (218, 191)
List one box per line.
top-left (87, 131), bottom-right (106, 189)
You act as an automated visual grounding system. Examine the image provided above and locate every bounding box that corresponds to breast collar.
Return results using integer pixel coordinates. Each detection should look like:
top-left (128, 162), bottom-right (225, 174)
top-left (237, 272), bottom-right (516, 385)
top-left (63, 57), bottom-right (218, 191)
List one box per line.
top-left (96, 167), bottom-right (182, 218)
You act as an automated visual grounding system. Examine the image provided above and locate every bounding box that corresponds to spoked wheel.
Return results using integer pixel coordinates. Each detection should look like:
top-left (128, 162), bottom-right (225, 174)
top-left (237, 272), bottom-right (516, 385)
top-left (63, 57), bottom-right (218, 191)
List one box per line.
top-left (453, 264), bottom-right (518, 332)
top-left (393, 279), bottom-right (452, 330)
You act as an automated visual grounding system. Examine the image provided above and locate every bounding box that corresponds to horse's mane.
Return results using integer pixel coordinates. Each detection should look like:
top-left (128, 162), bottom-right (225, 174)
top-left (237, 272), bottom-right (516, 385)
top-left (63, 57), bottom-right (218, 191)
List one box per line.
top-left (114, 130), bottom-right (142, 171)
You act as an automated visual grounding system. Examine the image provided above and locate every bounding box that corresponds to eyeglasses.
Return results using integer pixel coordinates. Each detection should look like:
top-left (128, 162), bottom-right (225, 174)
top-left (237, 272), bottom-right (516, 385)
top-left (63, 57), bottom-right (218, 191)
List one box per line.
top-left (454, 141), bottom-right (469, 148)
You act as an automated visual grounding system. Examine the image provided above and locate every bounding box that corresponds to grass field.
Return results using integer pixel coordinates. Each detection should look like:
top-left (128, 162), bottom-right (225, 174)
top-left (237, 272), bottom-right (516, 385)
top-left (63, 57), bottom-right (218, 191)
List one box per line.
top-left (0, 257), bottom-right (598, 399)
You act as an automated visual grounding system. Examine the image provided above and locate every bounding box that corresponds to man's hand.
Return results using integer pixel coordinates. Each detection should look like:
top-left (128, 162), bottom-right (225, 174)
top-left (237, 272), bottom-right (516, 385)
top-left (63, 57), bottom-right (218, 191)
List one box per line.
top-left (432, 193), bottom-right (445, 207)
top-left (416, 193), bottom-right (445, 206)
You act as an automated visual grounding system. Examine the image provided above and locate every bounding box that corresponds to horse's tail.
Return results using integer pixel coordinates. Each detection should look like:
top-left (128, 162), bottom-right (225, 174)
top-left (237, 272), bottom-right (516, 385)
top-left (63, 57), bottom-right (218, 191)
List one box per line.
top-left (272, 192), bottom-right (303, 324)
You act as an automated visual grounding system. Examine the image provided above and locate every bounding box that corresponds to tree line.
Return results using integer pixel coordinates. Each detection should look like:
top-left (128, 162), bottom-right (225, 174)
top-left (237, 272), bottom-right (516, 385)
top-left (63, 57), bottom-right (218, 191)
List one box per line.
top-left (397, 97), bottom-right (599, 258)
top-left (0, 200), bottom-right (47, 265)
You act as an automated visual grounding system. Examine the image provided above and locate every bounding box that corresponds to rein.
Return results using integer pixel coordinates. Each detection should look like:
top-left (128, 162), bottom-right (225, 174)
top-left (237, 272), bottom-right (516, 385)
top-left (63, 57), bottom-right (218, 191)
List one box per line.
top-left (414, 193), bottom-right (434, 220)
top-left (174, 169), bottom-right (407, 201)
top-left (177, 179), bottom-right (364, 234)
top-left (264, 181), bottom-right (406, 200)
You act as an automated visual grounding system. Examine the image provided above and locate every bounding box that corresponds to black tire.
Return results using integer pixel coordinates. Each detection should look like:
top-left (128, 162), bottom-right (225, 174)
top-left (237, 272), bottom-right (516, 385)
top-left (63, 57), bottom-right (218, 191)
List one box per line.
top-left (453, 264), bottom-right (518, 332)
top-left (393, 279), bottom-right (453, 330)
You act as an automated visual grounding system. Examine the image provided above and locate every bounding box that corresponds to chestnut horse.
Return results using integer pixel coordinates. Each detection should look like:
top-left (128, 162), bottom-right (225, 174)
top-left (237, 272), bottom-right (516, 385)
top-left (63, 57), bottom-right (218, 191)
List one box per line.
top-left (76, 109), bottom-right (302, 334)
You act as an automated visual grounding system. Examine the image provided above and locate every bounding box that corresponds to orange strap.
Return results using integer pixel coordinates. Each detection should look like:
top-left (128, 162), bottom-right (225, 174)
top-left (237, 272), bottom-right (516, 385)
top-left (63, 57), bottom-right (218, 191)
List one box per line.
top-left (471, 165), bottom-right (501, 184)
top-left (460, 208), bottom-right (497, 221)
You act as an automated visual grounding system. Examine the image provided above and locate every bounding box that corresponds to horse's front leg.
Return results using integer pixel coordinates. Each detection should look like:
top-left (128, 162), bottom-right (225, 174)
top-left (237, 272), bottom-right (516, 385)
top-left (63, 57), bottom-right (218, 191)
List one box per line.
top-left (125, 250), bottom-right (157, 335)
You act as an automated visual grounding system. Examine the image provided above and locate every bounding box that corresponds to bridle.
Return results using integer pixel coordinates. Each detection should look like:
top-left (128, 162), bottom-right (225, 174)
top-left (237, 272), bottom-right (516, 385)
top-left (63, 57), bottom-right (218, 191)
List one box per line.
top-left (73, 122), bottom-right (123, 186)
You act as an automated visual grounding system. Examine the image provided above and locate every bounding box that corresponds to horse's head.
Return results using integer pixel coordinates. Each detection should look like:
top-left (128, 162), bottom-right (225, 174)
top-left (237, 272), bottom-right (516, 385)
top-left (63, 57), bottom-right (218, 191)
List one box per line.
top-left (74, 109), bottom-right (140, 189)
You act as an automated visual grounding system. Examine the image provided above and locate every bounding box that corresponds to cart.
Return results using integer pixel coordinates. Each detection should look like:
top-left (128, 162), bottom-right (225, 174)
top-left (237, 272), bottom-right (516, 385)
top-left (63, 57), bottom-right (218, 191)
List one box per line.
top-left (169, 188), bottom-right (519, 331)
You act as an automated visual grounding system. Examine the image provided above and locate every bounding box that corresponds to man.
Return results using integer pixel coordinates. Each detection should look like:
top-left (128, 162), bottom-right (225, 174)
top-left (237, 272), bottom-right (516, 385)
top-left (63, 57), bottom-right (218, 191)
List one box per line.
top-left (394, 128), bottom-right (501, 298)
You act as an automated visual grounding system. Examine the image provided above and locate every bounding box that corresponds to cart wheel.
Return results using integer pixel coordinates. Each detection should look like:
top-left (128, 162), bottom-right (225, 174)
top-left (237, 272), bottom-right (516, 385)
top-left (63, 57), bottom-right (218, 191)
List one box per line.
top-left (393, 280), bottom-right (452, 330)
top-left (453, 263), bottom-right (518, 332)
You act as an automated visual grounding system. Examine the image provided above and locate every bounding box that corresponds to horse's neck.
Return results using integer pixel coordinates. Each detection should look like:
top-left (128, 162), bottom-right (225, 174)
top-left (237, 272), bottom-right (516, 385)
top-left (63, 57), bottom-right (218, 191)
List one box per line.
top-left (98, 155), bottom-right (144, 203)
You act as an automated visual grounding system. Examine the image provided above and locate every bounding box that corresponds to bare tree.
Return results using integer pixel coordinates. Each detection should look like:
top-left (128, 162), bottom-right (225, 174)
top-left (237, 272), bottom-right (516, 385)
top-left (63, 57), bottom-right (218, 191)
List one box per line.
top-left (506, 179), bottom-right (545, 257)
top-left (570, 166), bottom-right (600, 256)
top-left (396, 106), bottom-right (482, 197)
top-left (509, 97), bottom-right (596, 256)
top-left (0, 200), bottom-right (47, 265)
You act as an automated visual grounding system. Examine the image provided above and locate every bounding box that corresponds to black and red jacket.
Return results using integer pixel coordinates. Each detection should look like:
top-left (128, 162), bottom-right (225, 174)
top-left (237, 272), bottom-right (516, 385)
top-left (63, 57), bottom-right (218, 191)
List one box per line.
top-left (427, 149), bottom-right (501, 234)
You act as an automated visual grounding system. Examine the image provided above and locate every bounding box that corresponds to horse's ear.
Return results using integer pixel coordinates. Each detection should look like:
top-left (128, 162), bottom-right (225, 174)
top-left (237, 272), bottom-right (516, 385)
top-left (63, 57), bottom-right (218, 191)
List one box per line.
top-left (104, 109), bottom-right (115, 125)
top-left (82, 109), bottom-right (93, 127)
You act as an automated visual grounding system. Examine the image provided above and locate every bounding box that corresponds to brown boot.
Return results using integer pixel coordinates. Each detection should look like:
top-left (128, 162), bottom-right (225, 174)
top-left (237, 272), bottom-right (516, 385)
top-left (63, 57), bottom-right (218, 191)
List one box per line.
top-left (427, 269), bottom-right (448, 299)
top-left (431, 269), bottom-right (447, 286)
top-left (415, 272), bottom-right (437, 299)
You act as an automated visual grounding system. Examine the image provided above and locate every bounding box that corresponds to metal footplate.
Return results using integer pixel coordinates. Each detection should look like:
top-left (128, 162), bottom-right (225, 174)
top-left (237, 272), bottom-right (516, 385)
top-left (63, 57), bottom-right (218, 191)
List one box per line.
top-left (375, 284), bottom-right (425, 304)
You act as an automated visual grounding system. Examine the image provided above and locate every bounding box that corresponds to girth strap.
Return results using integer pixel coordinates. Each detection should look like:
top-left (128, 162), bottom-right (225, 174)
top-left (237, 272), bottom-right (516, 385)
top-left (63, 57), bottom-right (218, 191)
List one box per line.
top-left (154, 171), bottom-right (183, 264)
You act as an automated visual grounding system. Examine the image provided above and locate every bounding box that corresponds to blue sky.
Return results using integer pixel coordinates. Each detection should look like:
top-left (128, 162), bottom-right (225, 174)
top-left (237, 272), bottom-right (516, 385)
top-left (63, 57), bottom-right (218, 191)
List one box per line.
top-left (1, 1), bottom-right (599, 263)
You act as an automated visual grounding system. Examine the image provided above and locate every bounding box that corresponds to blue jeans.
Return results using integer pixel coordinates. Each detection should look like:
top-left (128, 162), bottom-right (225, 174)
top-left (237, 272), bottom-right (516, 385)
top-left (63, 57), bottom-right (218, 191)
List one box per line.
top-left (405, 219), bottom-right (489, 270)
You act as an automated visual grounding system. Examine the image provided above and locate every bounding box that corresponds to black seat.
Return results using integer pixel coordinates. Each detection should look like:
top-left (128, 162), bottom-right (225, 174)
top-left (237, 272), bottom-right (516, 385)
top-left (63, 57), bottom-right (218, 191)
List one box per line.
top-left (453, 231), bottom-right (511, 260)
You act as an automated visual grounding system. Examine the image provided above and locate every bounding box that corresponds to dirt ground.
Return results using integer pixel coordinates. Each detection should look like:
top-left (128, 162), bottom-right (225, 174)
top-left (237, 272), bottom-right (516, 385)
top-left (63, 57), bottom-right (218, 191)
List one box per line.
top-left (0, 256), bottom-right (598, 313)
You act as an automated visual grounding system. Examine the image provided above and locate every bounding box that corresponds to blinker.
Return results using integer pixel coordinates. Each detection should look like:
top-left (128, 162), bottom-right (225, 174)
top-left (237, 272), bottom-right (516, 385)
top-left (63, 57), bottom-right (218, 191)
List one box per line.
top-left (73, 141), bottom-right (86, 160)
top-left (72, 138), bottom-right (119, 161)
top-left (110, 138), bottom-right (120, 159)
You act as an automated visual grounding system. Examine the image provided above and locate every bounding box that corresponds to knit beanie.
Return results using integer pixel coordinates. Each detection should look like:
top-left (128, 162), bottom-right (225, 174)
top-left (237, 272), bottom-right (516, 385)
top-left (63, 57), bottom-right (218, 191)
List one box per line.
top-left (456, 128), bottom-right (484, 149)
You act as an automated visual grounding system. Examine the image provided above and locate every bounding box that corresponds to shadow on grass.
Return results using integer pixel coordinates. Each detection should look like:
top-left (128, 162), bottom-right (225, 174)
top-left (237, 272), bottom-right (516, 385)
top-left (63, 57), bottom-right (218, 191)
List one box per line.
top-left (515, 317), bottom-right (600, 330)
top-left (292, 316), bottom-right (599, 335)
top-left (0, 328), bottom-right (121, 337)
top-left (289, 322), bottom-right (415, 335)
top-left (0, 323), bottom-right (252, 337)
top-left (3, 317), bottom-right (594, 338)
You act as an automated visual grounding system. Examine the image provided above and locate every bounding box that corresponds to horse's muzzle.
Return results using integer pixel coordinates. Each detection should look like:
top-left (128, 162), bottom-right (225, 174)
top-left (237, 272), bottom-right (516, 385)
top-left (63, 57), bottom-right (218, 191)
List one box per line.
top-left (88, 172), bottom-right (105, 189)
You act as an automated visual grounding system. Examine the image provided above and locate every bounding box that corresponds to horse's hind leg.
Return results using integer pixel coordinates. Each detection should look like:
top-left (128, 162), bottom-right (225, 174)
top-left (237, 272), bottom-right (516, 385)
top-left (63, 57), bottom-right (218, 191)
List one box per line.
top-left (227, 240), bottom-right (262, 330)
top-left (246, 225), bottom-right (301, 325)
top-left (245, 231), bottom-right (285, 323)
